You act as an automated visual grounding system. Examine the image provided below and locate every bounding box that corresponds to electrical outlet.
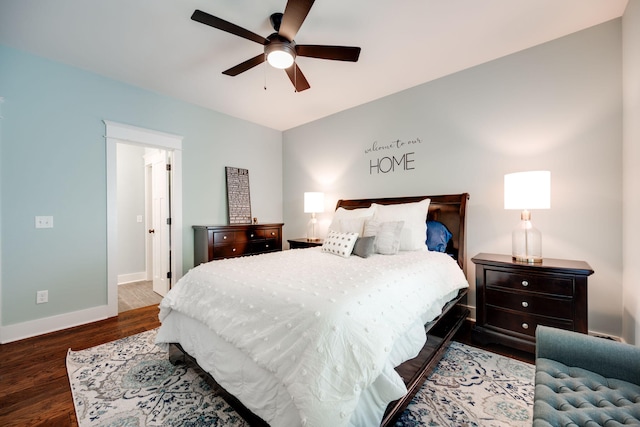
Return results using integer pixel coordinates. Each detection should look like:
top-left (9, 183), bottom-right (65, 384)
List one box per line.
top-left (36, 290), bottom-right (48, 304)
top-left (35, 216), bottom-right (54, 229)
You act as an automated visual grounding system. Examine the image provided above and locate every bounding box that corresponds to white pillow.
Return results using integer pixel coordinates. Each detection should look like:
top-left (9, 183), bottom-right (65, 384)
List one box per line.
top-left (363, 220), bottom-right (404, 255)
top-left (328, 206), bottom-right (375, 235)
top-left (321, 230), bottom-right (359, 258)
top-left (371, 199), bottom-right (430, 251)
top-left (339, 218), bottom-right (368, 234)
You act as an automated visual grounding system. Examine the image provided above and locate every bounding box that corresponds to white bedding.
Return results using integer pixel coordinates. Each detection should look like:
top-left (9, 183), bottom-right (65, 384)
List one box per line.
top-left (156, 248), bottom-right (468, 427)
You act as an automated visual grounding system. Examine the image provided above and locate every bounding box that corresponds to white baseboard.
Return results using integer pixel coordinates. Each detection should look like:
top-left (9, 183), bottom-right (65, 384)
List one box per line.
top-left (0, 304), bottom-right (112, 344)
top-left (118, 272), bottom-right (147, 285)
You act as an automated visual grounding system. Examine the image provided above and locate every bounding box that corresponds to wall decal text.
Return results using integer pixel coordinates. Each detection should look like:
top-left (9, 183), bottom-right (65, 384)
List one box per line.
top-left (365, 138), bottom-right (422, 174)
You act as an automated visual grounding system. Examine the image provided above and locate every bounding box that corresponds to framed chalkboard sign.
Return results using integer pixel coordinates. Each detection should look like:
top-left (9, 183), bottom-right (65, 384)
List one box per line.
top-left (225, 166), bottom-right (252, 224)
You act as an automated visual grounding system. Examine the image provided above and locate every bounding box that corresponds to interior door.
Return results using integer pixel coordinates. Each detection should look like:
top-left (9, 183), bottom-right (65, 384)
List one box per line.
top-left (150, 150), bottom-right (171, 296)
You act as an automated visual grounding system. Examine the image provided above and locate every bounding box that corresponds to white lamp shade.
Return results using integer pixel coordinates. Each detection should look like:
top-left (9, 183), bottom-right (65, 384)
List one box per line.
top-left (504, 171), bottom-right (551, 210)
top-left (304, 192), bottom-right (325, 213)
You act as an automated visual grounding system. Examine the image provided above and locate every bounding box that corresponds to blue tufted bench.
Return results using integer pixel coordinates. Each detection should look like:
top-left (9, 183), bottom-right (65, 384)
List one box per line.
top-left (533, 325), bottom-right (640, 426)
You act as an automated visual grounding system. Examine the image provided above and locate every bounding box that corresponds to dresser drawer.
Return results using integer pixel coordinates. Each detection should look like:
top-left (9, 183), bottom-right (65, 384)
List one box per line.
top-left (213, 231), bottom-right (236, 244)
top-left (486, 288), bottom-right (573, 320)
top-left (486, 306), bottom-right (574, 338)
top-left (249, 240), bottom-right (278, 253)
top-left (212, 243), bottom-right (247, 259)
top-left (237, 228), bottom-right (261, 241)
top-left (258, 228), bottom-right (280, 239)
top-left (485, 269), bottom-right (574, 296)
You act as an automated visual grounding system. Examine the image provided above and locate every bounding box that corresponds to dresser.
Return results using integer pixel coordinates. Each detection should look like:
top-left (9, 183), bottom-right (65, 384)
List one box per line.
top-left (193, 223), bottom-right (284, 265)
top-left (471, 253), bottom-right (593, 353)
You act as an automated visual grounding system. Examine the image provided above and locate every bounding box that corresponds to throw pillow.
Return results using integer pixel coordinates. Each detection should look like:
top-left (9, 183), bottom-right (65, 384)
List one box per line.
top-left (372, 199), bottom-right (430, 251)
top-left (321, 230), bottom-right (359, 258)
top-left (363, 220), bottom-right (404, 255)
top-left (352, 236), bottom-right (375, 258)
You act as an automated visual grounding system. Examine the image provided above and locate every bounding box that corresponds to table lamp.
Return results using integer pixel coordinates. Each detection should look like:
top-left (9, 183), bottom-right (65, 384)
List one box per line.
top-left (504, 171), bottom-right (550, 263)
top-left (304, 192), bottom-right (324, 241)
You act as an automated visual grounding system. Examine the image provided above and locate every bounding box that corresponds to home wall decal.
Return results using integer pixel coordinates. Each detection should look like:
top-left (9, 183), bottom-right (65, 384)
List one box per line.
top-left (364, 138), bottom-right (423, 174)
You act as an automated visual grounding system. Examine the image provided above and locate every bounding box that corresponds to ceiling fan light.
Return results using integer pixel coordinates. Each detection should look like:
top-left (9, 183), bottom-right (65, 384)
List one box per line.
top-left (265, 41), bottom-right (296, 69)
top-left (267, 50), bottom-right (294, 69)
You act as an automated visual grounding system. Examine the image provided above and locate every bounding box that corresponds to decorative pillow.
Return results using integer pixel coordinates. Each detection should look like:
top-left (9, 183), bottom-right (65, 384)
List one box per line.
top-left (372, 199), bottom-right (430, 251)
top-left (321, 230), bottom-right (359, 258)
top-left (426, 220), bottom-right (453, 253)
top-left (339, 218), bottom-right (368, 235)
top-left (352, 236), bottom-right (375, 258)
top-left (328, 206), bottom-right (375, 235)
top-left (363, 220), bottom-right (404, 255)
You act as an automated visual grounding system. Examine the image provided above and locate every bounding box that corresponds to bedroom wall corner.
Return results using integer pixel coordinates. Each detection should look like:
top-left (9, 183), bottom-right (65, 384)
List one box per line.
top-left (622, 0), bottom-right (640, 346)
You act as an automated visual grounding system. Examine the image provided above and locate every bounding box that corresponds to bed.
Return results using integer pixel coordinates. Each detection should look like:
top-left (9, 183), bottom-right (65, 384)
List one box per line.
top-left (156, 193), bottom-right (470, 427)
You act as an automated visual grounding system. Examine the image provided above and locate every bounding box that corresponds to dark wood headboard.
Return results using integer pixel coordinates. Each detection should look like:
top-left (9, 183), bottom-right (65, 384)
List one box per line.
top-left (335, 193), bottom-right (470, 271)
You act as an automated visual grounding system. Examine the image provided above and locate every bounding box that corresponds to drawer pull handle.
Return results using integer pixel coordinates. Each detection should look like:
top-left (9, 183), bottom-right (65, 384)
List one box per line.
top-left (271, 232), bottom-right (276, 236)
top-left (223, 235), bottom-right (228, 240)
top-left (522, 323), bottom-right (529, 329)
top-left (266, 244), bottom-right (269, 248)
top-left (521, 280), bottom-right (529, 287)
top-left (522, 301), bottom-right (529, 308)
top-left (232, 248), bottom-right (236, 252)
top-left (250, 234), bottom-right (255, 238)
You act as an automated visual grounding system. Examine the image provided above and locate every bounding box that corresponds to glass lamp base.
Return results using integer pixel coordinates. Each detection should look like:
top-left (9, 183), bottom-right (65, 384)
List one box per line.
top-left (306, 215), bottom-right (319, 241)
top-left (512, 219), bottom-right (542, 263)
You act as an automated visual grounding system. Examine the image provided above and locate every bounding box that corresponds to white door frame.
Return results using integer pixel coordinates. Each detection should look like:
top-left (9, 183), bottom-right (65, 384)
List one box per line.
top-left (105, 120), bottom-right (183, 317)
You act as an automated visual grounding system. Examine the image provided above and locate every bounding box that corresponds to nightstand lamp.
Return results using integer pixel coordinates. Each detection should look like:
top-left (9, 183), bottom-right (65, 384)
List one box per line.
top-left (304, 192), bottom-right (324, 241)
top-left (504, 171), bottom-right (550, 263)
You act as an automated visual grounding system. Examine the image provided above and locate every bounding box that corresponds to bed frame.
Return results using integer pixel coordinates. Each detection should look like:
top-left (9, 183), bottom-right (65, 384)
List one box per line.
top-left (170, 193), bottom-right (470, 427)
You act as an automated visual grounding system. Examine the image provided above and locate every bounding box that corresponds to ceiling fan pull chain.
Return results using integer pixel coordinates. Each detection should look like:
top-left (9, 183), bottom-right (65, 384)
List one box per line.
top-left (264, 55), bottom-right (267, 90)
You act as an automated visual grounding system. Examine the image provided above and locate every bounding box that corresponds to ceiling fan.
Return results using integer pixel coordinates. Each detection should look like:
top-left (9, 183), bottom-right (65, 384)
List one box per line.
top-left (191, 0), bottom-right (361, 92)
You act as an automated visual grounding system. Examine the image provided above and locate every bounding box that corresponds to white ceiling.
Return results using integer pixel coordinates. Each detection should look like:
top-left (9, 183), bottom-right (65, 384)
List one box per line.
top-left (0, 0), bottom-right (629, 131)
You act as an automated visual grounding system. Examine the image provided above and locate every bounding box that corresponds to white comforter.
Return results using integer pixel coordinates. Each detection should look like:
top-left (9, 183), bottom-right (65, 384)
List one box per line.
top-left (158, 248), bottom-right (468, 427)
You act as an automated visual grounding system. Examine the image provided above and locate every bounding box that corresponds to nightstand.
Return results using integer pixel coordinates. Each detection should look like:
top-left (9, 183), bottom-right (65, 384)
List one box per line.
top-left (287, 238), bottom-right (323, 249)
top-left (471, 253), bottom-right (593, 353)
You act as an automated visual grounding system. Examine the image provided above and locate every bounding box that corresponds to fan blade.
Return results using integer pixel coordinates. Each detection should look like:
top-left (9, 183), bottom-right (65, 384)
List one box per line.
top-left (285, 63), bottom-right (311, 92)
top-left (222, 54), bottom-right (266, 76)
top-left (296, 45), bottom-right (361, 62)
top-left (191, 10), bottom-right (268, 45)
top-left (279, 0), bottom-right (315, 41)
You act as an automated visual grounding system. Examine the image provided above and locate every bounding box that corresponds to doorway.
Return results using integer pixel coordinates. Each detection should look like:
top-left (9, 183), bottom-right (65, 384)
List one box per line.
top-left (105, 121), bottom-right (183, 318)
top-left (115, 145), bottom-right (171, 312)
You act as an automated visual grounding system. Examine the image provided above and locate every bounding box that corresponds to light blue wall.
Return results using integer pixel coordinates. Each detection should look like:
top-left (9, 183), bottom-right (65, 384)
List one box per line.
top-left (283, 20), bottom-right (623, 336)
top-left (0, 45), bottom-right (282, 326)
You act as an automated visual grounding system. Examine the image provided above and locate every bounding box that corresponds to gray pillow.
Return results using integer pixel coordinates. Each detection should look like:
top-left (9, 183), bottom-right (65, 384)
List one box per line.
top-left (363, 220), bottom-right (404, 255)
top-left (352, 236), bottom-right (375, 258)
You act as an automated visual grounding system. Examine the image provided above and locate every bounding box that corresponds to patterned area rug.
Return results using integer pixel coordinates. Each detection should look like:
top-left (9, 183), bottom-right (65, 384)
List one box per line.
top-left (66, 329), bottom-right (534, 427)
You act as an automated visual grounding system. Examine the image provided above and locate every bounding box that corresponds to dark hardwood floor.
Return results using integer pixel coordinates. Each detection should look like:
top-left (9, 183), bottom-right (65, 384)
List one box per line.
top-left (0, 307), bottom-right (532, 426)
top-left (455, 319), bottom-right (535, 365)
top-left (0, 305), bottom-right (161, 427)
